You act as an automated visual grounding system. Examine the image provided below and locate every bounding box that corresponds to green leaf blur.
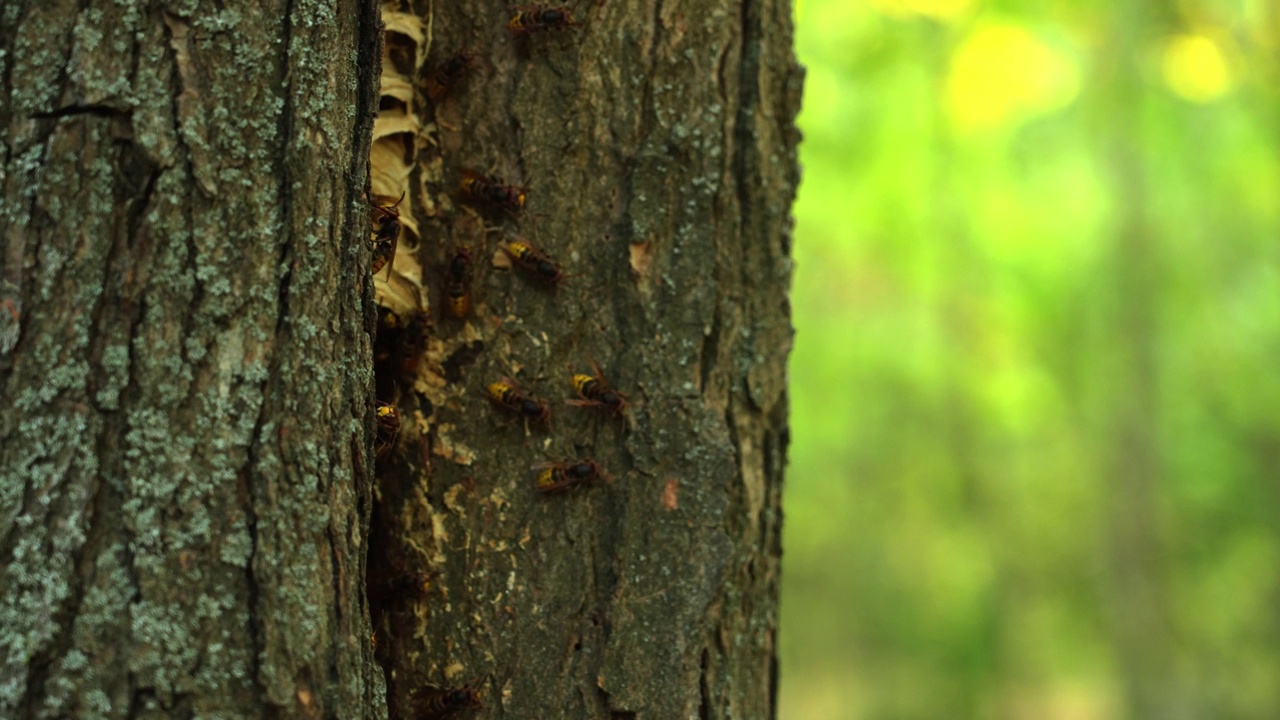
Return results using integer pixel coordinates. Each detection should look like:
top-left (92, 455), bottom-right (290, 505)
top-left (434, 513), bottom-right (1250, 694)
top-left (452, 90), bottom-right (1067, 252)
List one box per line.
top-left (781, 1), bottom-right (1280, 718)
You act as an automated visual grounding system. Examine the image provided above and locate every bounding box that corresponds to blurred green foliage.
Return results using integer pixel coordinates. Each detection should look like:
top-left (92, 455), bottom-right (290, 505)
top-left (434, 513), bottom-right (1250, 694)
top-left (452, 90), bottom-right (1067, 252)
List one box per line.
top-left (780, 1), bottom-right (1280, 718)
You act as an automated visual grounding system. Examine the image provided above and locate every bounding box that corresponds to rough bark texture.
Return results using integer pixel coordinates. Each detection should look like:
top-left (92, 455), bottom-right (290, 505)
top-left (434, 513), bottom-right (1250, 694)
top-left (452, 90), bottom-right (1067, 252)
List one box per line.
top-left (0, 0), bottom-right (383, 717)
top-left (368, 0), bottom-right (801, 718)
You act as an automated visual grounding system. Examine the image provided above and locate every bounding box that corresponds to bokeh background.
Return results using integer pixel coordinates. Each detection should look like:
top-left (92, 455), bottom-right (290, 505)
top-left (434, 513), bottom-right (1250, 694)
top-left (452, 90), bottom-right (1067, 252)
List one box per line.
top-left (780, 1), bottom-right (1280, 718)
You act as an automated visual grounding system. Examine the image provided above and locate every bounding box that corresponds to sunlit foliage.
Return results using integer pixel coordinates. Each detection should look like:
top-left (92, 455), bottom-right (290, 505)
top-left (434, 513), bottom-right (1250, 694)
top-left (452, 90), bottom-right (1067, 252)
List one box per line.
top-left (781, 1), bottom-right (1280, 718)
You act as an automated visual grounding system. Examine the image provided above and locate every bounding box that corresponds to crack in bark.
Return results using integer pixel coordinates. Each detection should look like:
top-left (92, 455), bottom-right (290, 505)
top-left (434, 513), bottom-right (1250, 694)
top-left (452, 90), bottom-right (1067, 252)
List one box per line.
top-left (699, 305), bottom-right (720, 396)
top-left (327, 521), bottom-right (348, 694)
top-left (731, 0), bottom-right (758, 248)
top-left (0, 9), bottom-right (15, 137)
top-left (162, 11), bottom-right (219, 199)
top-left (272, 0), bottom-right (298, 342)
top-left (699, 647), bottom-right (712, 719)
top-left (633, 0), bottom-right (664, 143)
top-left (243, 412), bottom-right (268, 711)
top-left (649, 0), bottom-right (665, 84)
top-left (30, 104), bottom-right (131, 120)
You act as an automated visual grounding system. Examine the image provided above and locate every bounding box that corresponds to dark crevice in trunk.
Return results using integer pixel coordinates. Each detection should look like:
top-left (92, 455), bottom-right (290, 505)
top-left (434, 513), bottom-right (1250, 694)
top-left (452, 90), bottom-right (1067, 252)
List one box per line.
top-left (699, 306), bottom-right (721, 396)
top-left (31, 104), bottom-right (131, 120)
top-left (699, 647), bottom-right (712, 720)
top-left (732, 0), bottom-right (760, 240)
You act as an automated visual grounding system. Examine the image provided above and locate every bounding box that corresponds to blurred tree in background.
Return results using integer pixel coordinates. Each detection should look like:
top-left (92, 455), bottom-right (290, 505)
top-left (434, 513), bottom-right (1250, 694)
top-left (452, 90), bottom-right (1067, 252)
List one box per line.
top-left (780, 0), bottom-right (1280, 718)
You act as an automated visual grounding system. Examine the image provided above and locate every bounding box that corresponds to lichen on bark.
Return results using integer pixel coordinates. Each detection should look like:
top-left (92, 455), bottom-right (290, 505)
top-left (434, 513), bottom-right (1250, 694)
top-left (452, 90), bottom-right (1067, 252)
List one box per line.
top-left (0, 0), bottom-right (383, 717)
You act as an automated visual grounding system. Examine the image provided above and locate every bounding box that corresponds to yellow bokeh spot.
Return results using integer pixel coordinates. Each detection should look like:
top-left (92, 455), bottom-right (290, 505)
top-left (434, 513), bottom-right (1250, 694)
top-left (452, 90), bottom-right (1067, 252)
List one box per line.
top-left (944, 23), bottom-right (1081, 134)
top-left (869, 0), bottom-right (975, 21)
top-left (1162, 33), bottom-right (1238, 103)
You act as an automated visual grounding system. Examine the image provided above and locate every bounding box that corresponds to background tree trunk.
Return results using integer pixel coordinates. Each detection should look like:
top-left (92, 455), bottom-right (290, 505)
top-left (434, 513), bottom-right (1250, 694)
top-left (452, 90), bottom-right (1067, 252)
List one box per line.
top-left (369, 1), bottom-right (800, 718)
top-left (1095, 2), bottom-right (1179, 718)
top-left (0, 1), bottom-right (383, 717)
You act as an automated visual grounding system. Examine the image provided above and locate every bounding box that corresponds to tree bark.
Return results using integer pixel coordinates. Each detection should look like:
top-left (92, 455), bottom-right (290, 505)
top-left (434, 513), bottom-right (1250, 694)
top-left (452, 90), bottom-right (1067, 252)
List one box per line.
top-left (369, 1), bottom-right (801, 718)
top-left (0, 0), bottom-right (799, 715)
top-left (0, 1), bottom-right (382, 718)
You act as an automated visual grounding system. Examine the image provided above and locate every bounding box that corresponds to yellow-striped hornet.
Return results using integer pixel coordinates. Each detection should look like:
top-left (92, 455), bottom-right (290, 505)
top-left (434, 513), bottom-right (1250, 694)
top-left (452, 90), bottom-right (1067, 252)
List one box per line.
top-left (396, 309), bottom-right (432, 381)
top-left (501, 239), bottom-right (564, 288)
top-left (507, 4), bottom-right (579, 35)
top-left (567, 361), bottom-right (628, 424)
top-left (444, 247), bottom-right (473, 319)
top-left (424, 50), bottom-right (475, 102)
top-left (375, 401), bottom-right (401, 458)
top-left (370, 192), bottom-right (404, 279)
top-left (535, 459), bottom-right (610, 493)
top-left (485, 376), bottom-right (551, 428)
top-left (373, 306), bottom-right (403, 400)
top-left (374, 306), bottom-right (432, 393)
top-left (418, 676), bottom-right (487, 717)
top-left (458, 168), bottom-right (526, 216)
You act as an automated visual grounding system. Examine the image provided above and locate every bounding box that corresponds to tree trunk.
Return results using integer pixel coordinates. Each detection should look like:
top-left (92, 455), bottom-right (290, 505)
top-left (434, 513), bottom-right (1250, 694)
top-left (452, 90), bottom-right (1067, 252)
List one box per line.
top-left (368, 1), bottom-right (800, 718)
top-left (0, 1), bottom-right (383, 717)
top-left (1094, 2), bottom-right (1179, 718)
top-left (0, 0), bottom-right (800, 715)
